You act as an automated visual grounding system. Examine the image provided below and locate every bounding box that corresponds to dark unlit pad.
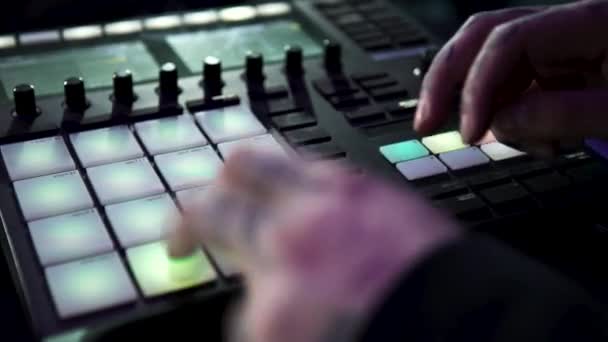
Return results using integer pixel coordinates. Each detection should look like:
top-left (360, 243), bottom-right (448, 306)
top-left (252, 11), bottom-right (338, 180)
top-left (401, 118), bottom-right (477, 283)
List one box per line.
top-left (126, 241), bottom-right (217, 298)
top-left (1, 136), bottom-right (75, 181)
top-left (71, 126), bottom-right (144, 168)
top-left (396, 156), bottom-right (448, 181)
top-left (87, 158), bottom-right (165, 205)
top-left (155, 147), bottom-right (223, 191)
top-left (135, 115), bottom-right (208, 156)
top-left (29, 209), bottom-right (113, 266)
top-left (106, 194), bottom-right (179, 248)
top-left (14, 171), bottom-right (94, 221)
top-left (0, 41), bottom-right (158, 97)
top-left (195, 106), bottom-right (267, 144)
top-left (45, 252), bottom-right (137, 319)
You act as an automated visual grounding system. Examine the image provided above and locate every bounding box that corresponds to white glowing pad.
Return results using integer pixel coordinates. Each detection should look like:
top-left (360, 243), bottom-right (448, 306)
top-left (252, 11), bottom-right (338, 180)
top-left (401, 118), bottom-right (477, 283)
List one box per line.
top-left (257, 2), bottom-right (291, 17)
top-left (106, 194), bottom-right (180, 248)
top-left (135, 115), bottom-right (207, 155)
top-left (182, 10), bottom-right (219, 26)
top-left (45, 252), bottom-right (137, 319)
top-left (29, 209), bottom-right (113, 266)
top-left (126, 241), bottom-right (217, 298)
top-left (14, 171), bottom-right (94, 221)
top-left (144, 15), bottom-right (182, 30)
top-left (104, 20), bottom-right (143, 35)
top-left (1, 136), bottom-right (75, 181)
top-left (217, 134), bottom-right (286, 159)
top-left (175, 186), bottom-right (211, 208)
top-left (87, 158), bottom-right (165, 205)
top-left (155, 147), bottom-right (223, 191)
top-left (219, 6), bottom-right (257, 22)
top-left (195, 106), bottom-right (267, 144)
top-left (70, 126), bottom-right (144, 167)
top-left (481, 142), bottom-right (526, 161)
top-left (63, 25), bottom-right (103, 41)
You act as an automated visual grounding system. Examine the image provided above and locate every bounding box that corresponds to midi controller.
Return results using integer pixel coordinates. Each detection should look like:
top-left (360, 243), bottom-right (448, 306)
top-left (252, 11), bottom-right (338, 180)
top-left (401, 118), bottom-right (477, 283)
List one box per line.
top-left (1, 1), bottom-right (608, 341)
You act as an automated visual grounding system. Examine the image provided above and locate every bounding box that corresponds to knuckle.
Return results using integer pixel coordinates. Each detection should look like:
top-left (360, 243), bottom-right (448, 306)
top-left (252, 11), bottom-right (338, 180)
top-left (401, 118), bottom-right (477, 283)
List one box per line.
top-left (464, 11), bottom-right (495, 29)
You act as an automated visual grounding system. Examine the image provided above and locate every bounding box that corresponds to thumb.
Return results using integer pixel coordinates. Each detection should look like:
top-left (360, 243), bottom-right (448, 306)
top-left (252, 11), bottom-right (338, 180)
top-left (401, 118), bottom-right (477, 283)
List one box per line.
top-left (491, 89), bottom-right (608, 142)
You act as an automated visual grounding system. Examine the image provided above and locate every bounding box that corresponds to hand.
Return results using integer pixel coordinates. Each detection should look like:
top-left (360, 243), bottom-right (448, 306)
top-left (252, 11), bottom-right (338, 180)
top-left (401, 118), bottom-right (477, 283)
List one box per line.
top-left (415, 1), bottom-right (608, 156)
top-left (168, 150), bottom-right (460, 342)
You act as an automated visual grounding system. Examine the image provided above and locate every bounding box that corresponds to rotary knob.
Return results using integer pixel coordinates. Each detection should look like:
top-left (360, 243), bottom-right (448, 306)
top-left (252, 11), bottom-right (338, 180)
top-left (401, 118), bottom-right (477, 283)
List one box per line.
top-left (245, 51), bottom-right (265, 81)
top-left (285, 45), bottom-right (303, 76)
top-left (113, 70), bottom-right (136, 104)
top-left (64, 77), bottom-right (88, 112)
top-left (13, 84), bottom-right (39, 118)
top-left (159, 62), bottom-right (180, 102)
top-left (323, 40), bottom-right (342, 73)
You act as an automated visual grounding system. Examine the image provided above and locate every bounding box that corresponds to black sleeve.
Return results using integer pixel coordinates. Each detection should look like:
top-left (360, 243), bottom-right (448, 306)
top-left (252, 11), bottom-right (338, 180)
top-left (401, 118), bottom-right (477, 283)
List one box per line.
top-left (360, 235), bottom-right (608, 342)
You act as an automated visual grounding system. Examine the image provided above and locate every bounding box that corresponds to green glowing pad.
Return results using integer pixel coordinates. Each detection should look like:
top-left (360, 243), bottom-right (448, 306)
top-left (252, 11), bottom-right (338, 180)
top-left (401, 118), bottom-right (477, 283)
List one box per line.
top-left (195, 106), bottom-right (267, 144)
top-left (106, 194), bottom-right (180, 248)
top-left (155, 146), bottom-right (223, 191)
top-left (29, 209), bottom-right (113, 266)
top-left (135, 115), bottom-right (208, 156)
top-left (1, 136), bottom-right (75, 181)
top-left (379, 140), bottom-right (429, 164)
top-left (0, 41), bottom-right (158, 97)
top-left (167, 20), bottom-right (322, 72)
top-left (14, 171), bottom-right (94, 221)
top-left (70, 125), bottom-right (144, 168)
top-left (87, 158), bottom-right (165, 205)
top-left (421, 131), bottom-right (469, 154)
top-left (126, 241), bottom-right (217, 297)
top-left (45, 252), bottom-right (137, 319)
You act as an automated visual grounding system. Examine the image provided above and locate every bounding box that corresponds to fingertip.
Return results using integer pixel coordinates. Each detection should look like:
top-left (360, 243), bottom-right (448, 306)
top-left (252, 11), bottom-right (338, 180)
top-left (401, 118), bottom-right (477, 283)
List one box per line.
top-left (166, 215), bottom-right (198, 259)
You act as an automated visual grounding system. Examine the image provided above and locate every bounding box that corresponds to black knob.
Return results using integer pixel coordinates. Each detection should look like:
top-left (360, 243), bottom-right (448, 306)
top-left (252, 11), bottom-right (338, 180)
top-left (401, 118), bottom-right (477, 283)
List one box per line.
top-left (324, 40), bottom-right (342, 73)
top-left (13, 84), bottom-right (39, 118)
top-left (285, 45), bottom-right (303, 76)
top-left (64, 77), bottom-right (88, 112)
top-left (113, 70), bottom-right (135, 104)
top-left (159, 62), bottom-right (179, 99)
top-left (245, 52), bottom-right (265, 81)
top-left (203, 56), bottom-right (222, 86)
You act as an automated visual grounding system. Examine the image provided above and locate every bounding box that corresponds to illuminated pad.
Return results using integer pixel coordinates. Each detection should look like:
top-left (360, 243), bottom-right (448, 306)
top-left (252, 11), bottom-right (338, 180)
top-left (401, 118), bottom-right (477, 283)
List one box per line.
top-left (106, 194), bottom-right (179, 248)
top-left (45, 252), bottom-right (137, 319)
top-left (87, 158), bottom-right (165, 205)
top-left (70, 126), bottom-right (144, 167)
top-left (14, 171), bottom-right (94, 221)
top-left (218, 134), bottom-right (286, 159)
top-left (126, 241), bottom-right (217, 298)
top-left (481, 142), bottom-right (526, 161)
top-left (195, 106), bottom-right (267, 144)
top-left (175, 186), bottom-right (211, 208)
top-left (422, 131), bottom-right (469, 154)
top-left (396, 156), bottom-right (447, 181)
top-left (1, 136), bottom-right (75, 181)
top-left (439, 147), bottom-right (490, 171)
top-left (29, 209), bottom-right (113, 266)
top-left (135, 115), bottom-right (208, 155)
top-left (155, 147), bottom-right (223, 191)
top-left (379, 140), bottom-right (429, 164)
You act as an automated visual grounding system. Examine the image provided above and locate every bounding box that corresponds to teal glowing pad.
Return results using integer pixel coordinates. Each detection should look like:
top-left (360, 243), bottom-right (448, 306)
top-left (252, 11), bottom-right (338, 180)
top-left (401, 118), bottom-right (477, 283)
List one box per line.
top-left (87, 158), bottom-right (165, 205)
top-left (1, 136), bottom-right (75, 181)
top-left (106, 194), bottom-right (180, 248)
top-left (14, 171), bottom-right (94, 221)
top-left (422, 131), bottom-right (469, 154)
top-left (29, 209), bottom-right (113, 266)
top-left (126, 241), bottom-right (217, 298)
top-left (135, 115), bottom-right (208, 155)
top-left (379, 140), bottom-right (429, 164)
top-left (45, 252), bottom-right (137, 319)
top-left (70, 125), bottom-right (144, 168)
top-left (155, 146), bottom-right (223, 191)
top-left (217, 134), bottom-right (286, 160)
top-left (195, 106), bottom-right (267, 144)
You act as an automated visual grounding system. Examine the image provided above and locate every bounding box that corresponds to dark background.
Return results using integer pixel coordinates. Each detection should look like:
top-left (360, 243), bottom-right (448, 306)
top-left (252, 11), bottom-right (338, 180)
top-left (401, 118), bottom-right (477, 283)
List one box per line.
top-left (0, 0), bottom-right (574, 340)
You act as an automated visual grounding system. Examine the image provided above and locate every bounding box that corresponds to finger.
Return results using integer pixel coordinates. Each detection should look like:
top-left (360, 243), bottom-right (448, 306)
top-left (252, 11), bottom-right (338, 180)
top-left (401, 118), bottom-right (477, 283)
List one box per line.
top-left (461, 1), bottom-right (608, 143)
top-left (167, 186), bottom-right (269, 260)
top-left (414, 6), bottom-right (544, 134)
top-left (221, 149), bottom-right (308, 200)
top-left (491, 89), bottom-right (608, 142)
